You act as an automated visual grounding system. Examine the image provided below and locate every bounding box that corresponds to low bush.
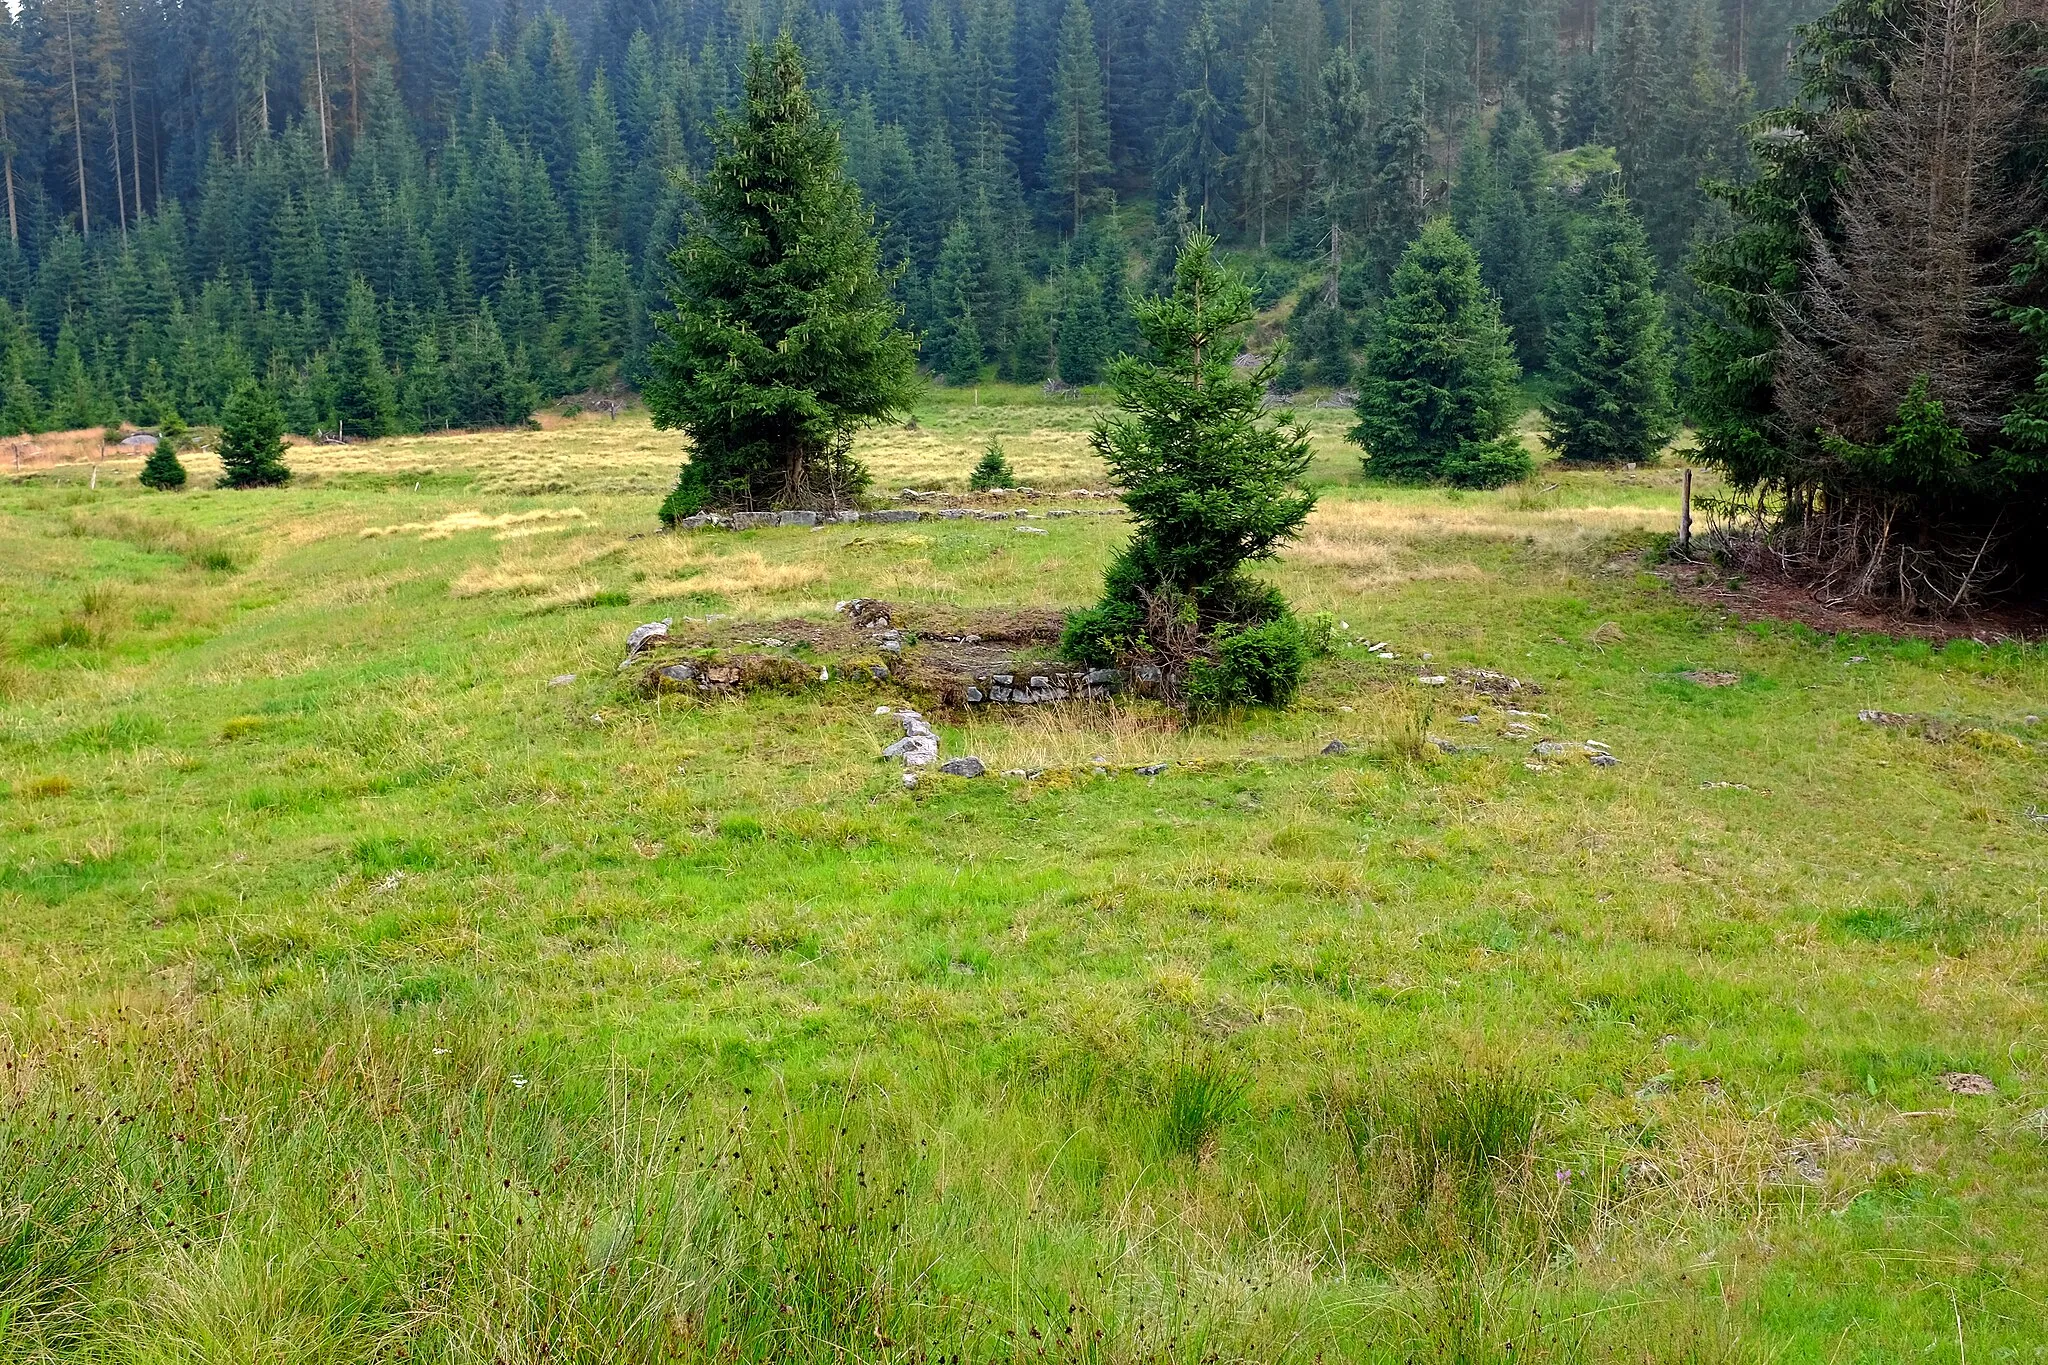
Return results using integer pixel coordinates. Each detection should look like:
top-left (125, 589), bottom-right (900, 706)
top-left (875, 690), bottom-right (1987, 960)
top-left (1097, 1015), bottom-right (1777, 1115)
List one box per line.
top-left (1187, 616), bottom-right (1310, 711)
top-left (1441, 436), bottom-right (1536, 489)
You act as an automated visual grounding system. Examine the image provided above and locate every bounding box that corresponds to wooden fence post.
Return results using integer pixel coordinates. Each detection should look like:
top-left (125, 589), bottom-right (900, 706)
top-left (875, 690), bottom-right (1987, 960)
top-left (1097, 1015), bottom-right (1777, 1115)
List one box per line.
top-left (1680, 467), bottom-right (1694, 557)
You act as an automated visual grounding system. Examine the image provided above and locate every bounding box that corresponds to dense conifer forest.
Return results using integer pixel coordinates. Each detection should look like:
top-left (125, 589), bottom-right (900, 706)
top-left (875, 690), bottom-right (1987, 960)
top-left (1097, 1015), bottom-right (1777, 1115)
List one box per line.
top-left (0, 0), bottom-right (1810, 438)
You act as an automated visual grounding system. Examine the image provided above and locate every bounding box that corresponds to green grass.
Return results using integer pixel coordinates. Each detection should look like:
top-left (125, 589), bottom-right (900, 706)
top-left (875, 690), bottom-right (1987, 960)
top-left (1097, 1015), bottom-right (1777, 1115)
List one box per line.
top-left (3, 404), bottom-right (2046, 1362)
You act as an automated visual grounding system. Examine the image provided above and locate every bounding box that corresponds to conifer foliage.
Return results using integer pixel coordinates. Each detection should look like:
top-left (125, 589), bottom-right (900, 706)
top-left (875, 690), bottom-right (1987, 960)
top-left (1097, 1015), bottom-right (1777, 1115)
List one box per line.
top-left (969, 440), bottom-right (1017, 490)
top-left (1064, 233), bottom-right (1316, 706)
top-left (1350, 218), bottom-right (1530, 488)
top-left (217, 382), bottom-right (292, 488)
top-left (138, 415), bottom-right (187, 491)
top-left (1541, 190), bottom-right (1675, 465)
top-left (648, 37), bottom-right (917, 520)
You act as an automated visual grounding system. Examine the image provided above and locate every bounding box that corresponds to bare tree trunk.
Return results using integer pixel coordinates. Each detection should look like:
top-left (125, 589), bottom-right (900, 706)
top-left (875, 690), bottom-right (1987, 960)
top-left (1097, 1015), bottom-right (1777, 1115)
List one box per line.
top-left (1, 103), bottom-right (19, 247)
top-left (108, 106), bottom-right (126, 240)
top-left (64, 10), bottom-right (89, 239)
top-left (312, 8), bottom-right (331, 172)
top-left (126, 59), bottom-right (143, 217)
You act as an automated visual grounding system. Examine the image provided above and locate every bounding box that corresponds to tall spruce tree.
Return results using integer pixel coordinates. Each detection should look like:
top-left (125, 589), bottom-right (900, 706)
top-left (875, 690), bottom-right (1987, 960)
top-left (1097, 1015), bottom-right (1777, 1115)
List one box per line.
top-left (647, 36), bottom-right (917, 519)
top-left (1542, 190), bottom-right (1675, 464)
top-left (1064, 233), bottom-right (1315, 665)
top-left (1042, 0), bottom-right (1111, 237)
top-left (1351, 217), bottom-right (1530, 487)
top-left (217, 381), bottom-right (292, 487)
top-left (332, 279), bottom-right (398, 440)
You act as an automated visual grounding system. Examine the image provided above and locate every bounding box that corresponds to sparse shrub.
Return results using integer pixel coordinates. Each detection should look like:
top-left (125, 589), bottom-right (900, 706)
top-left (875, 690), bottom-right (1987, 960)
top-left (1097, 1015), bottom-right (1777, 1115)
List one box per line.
top-left (1157, 1057), bottom-right (1247, 1160)
top-left (1302, 609), bottom-right (1339, 657)
top-left (968, 439), bottom-right (1016, 491)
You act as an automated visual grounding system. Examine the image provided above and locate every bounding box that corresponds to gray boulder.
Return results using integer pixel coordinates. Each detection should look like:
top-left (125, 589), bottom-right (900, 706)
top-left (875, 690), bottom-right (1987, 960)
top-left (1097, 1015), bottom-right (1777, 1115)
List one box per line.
top-left (624, 618), bottom-right (672, 659)
top-left (938, 756), bottom-right (987, 778)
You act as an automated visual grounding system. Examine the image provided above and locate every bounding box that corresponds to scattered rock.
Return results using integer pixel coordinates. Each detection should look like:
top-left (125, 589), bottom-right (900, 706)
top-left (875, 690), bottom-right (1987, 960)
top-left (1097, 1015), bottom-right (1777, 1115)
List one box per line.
top-left (547, 673), bottom-right (576, 687)
top-left (1135, 763), bottom-right (1169, 775)
top-left (901, 771), bottom-right (919, 788)
top-left (1589, 753), bottom-right (1620, 767)
top-left (1532, 741), bottom-right (1573, 757)
top-left (1457, 714), bottom-right (1481, 724)
top-left (1016, 525), bottom-right (1049, 535)
top-left (623, 618), bottom-right (672, 660)
top-left (938, 756), bottom-right (988, 778)
top-left (1941, 1072), bottom-right (1996, 1096)
top-left (1460, 669), bottom-right (1532, 696)
top-left (1858, 709), bottom-right (1912, 725)
top-left (1700, 781), bottom-right (1753, 791)
top-left (1321, 740), bottom-right (1352, 756)
top-left (1417, 675), bottom-right (1448, 686)
top-left (882, 709), bottom-right (941, 767)
top-left (1680, 670), bottom-right (1740, 687)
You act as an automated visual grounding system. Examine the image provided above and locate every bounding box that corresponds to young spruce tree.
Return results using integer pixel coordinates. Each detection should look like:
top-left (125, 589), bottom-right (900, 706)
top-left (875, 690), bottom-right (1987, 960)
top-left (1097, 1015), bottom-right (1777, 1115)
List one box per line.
top-left (333, 279), bottom-right (399, 440)
top-left (648, 36), bottom-right (917, 520)
top-left (217, 383), bottom-right (292, 488)
top-left (1350, 217), bottom-right (1530, 488)
top-left (1541, 190), bottom-right (1675, 464)
top-left (138, 413), bottom-right (188, 490)
top-left (1064, 233), bottom-right (1316, 706)
top-left (969, 439), bottom-right (1017, 490)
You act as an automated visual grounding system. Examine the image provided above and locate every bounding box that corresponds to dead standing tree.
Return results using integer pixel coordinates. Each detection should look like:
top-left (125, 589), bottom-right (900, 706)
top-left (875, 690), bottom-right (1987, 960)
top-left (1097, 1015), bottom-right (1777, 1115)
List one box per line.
top-left (1767, 0), bottom-right (2046, 609)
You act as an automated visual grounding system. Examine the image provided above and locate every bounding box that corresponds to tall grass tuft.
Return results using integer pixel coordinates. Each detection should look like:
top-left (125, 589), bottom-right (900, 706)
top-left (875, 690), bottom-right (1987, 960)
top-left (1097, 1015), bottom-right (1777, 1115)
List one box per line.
top-left (1156, 1056), bottom-right (1248, 1161)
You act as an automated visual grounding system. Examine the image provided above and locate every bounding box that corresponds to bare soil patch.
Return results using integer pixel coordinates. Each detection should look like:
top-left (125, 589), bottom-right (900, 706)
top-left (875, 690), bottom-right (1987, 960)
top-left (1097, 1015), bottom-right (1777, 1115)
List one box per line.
top-left (1655, 557), bottom-right (2048, 644)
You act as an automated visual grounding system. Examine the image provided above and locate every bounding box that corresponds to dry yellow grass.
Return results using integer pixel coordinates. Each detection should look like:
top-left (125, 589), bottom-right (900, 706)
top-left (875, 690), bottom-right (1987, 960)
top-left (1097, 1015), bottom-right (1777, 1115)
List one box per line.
top-left (362, 508), bottom-right (589, 540)
top-left (647, 553), bottom-right (829, 603)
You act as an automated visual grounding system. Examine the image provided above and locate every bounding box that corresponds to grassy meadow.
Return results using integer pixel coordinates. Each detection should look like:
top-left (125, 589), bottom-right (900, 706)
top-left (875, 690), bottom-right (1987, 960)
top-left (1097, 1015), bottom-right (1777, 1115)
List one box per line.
top-left (3, 388), bottom-right (2046, 1363)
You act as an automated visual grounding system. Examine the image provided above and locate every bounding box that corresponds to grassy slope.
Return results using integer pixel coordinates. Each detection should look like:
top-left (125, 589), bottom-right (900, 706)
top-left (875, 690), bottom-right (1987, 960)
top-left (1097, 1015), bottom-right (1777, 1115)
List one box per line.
top-left (2, 392), bottom-right (2045, 1363)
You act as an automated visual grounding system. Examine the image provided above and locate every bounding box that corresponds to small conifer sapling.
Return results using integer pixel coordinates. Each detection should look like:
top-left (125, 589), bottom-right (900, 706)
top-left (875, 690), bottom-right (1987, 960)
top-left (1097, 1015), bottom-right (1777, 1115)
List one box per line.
top-left (139, 413), bottom-right (188, 490)
top-left (969, 440), bottom-right (1017, 490)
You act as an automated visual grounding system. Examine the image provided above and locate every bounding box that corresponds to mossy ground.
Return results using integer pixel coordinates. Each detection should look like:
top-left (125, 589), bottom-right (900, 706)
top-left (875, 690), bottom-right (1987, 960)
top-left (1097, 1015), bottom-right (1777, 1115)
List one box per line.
top-left (3, 388), bottom-right (2044, 1362)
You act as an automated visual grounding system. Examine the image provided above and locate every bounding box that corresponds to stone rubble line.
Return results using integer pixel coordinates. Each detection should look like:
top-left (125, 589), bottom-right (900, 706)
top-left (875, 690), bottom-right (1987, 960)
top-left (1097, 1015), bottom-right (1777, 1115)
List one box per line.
top-left (671, 507), bottom-right (1124, 529)
top-left (616, 621), bottom-right (1622, 766)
